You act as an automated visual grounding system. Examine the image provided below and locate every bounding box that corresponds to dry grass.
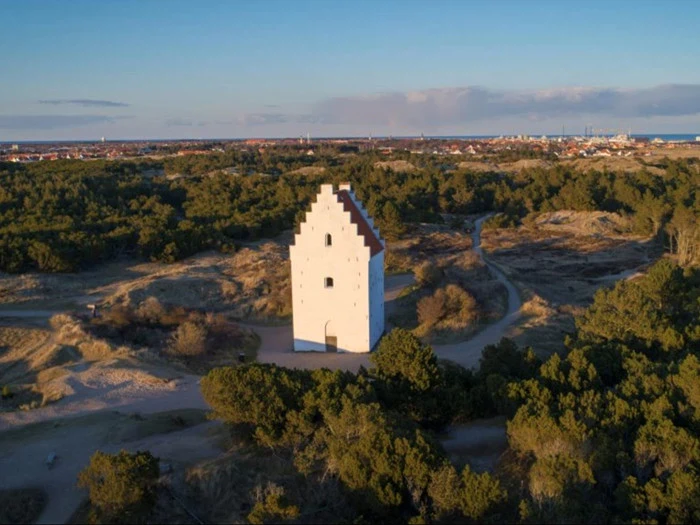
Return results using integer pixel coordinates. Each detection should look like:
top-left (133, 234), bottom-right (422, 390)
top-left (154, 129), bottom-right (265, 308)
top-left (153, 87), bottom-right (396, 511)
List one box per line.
top-left (386, 225), bottom-right (508, 343)
top-left (560, 156), bottom-right (666, 175)
top-left (458, 160), bottom-right (498, 172)
top-left (482, 210), bottom-right (663, 356)
top-left (0, 305), bottom-right (254, 413)
top-left (0, 235), bottom-right (293, 323)
top-left (88, 300), bottom-right (260, 374)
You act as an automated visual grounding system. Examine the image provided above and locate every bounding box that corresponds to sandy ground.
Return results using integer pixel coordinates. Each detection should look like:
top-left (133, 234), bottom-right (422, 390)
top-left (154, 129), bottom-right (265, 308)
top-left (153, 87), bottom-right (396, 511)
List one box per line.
top-left (0, 216), bottom-right (520, 435)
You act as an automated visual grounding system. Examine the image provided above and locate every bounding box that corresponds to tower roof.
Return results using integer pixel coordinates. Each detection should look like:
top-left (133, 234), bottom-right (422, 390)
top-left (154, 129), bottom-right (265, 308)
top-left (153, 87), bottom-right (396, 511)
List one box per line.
top-left (337, 189), bottom-right (384, 257)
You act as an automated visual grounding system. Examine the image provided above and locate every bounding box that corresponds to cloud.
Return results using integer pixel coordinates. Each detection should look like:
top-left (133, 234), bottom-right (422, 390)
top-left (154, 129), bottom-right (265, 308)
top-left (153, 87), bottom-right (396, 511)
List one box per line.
top-left (306, 84), bottom-right (700, 128)
top-left (238, 113), bottom-right (291, 126)
top-left (39, 99), bottom-right (129, 108)
top-left (0, 115), bottom-right (119, 130)
top-left (238, 112), bottom-right (323, 126)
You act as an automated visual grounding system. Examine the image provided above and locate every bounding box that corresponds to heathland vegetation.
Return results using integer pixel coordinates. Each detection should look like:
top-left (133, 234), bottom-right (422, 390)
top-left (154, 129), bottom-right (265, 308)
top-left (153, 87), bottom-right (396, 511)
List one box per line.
top-left (1, 146), bottom-right (698, 524)
top-left (158, 260), bottom-right (694, 523)
top-left (0, 148), bottom-right (696, 272)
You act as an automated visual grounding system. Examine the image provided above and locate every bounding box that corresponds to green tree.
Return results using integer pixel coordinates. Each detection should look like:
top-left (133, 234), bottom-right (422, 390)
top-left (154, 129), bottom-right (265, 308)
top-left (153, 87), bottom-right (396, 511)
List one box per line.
top-left (380, 201), bottom-right (406, 240)
top-left (247, 483), bottom-right (299, 524)
top-left (77, 450), bottom-right (159, 524)
top-left (200, 364), bottom-right (310, 446)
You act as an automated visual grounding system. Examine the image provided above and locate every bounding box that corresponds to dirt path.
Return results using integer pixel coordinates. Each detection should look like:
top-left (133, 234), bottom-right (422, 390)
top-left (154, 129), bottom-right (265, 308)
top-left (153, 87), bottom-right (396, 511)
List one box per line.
top-left (432, 216), bottom-right (522, 368)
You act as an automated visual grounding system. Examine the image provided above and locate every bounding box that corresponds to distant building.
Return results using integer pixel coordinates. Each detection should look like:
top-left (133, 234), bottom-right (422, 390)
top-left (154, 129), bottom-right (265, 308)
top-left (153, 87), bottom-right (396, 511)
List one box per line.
top-left (290, 183), bottom-right (385, 353)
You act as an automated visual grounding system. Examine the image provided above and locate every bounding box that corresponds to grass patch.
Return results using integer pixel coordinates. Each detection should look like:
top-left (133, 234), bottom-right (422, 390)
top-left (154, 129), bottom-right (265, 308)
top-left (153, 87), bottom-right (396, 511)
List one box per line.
top-left (82, 298), bottom-right (260, 374)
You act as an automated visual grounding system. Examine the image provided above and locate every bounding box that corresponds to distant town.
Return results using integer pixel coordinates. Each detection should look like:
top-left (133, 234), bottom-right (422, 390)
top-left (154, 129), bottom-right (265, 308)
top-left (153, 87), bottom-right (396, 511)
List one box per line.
top-left (2, 133), bottom-right (699, 163)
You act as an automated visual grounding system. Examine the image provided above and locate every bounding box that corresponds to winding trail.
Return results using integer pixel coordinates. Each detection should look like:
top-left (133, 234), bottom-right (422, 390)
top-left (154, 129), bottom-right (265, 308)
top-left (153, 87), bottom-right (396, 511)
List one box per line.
top-left (432, 216), bottom-right (522, 368)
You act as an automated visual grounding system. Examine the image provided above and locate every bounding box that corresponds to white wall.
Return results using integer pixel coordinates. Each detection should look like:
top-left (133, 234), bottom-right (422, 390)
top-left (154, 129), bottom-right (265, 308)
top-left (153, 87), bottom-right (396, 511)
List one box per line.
top-left (290, 184), bottom-right (384, 353)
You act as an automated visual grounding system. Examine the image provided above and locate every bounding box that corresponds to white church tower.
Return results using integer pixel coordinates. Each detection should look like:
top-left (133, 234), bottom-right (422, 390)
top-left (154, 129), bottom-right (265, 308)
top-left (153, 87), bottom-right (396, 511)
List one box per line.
top-left (290, 183), bottom-right (385, 353)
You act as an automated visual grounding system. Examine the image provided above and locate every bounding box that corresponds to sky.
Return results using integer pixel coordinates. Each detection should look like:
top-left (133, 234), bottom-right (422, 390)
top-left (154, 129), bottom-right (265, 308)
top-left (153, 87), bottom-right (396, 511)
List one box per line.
top-left (2, 0), bottom-right (700, 140)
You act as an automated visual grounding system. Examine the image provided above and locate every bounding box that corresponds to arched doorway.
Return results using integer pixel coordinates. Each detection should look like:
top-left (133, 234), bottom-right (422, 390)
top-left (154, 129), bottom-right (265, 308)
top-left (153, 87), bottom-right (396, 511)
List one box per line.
top-left (325, 321), bottom-right (337, 352)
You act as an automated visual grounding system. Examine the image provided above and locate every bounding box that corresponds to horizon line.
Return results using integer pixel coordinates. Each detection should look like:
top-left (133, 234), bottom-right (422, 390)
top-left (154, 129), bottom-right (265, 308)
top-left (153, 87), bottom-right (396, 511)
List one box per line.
top-left (3, 132), bottom-right (700, 145)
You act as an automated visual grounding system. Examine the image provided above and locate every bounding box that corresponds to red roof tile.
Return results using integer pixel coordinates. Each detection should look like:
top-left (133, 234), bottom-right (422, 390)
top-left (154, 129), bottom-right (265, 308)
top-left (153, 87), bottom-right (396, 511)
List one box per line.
top-left (337, 190), bottom-right (384, 257)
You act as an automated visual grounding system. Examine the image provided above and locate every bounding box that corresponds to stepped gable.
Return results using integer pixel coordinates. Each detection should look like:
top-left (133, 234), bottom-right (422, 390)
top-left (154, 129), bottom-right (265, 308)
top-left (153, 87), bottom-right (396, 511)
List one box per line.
top-left (336, 190), bottom-right (384, 257)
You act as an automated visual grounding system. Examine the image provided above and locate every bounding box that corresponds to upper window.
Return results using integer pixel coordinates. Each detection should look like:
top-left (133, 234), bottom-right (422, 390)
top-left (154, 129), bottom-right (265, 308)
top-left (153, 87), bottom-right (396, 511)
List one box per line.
top-left (325, 233), bottom-right (332, 246)
top-left (325, 277), bottom-right (334, 288)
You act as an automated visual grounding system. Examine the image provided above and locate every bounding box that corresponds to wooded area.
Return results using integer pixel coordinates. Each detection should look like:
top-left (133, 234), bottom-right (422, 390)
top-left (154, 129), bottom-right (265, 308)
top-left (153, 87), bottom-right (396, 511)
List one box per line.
top-left (0, 151), bottom-right (697, 272)
top-left (197, 261), bottom-right (700, 523)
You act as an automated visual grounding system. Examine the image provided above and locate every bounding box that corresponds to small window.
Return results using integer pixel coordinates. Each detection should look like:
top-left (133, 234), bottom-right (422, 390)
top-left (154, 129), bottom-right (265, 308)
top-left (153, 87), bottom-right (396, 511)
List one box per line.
top-left (325, 233), bottom-right (332, 246)
top-left (325, 277), bottom-right (334, 288)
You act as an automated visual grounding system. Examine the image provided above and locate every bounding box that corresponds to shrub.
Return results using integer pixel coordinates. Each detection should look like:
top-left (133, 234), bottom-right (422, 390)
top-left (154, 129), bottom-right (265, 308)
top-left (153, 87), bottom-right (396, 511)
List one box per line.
top-left (169, 321), bottom-right (208, 357)
top-left (77, 450), bottom-right (159, 524)
top-left (417, 292), bottom-right (446, 327)
top-left (483, 213), bottom-right (519, 230)
top-left (417, 284), bottom-right (478, 331)
top-left (428, 464), bottom-right (506, 520)
top-left (101, 305), bottom-right (135, 329)
top-left (415, 261), bottom-right (442, 287)
top-left (247, 483), bottom-right (299, 524)
top-left (444, 284), bottom-right (478, 321)
top-left (135, 297), bottom-right (166, 325)
top-left (200, 364), bottom-right (310, 446)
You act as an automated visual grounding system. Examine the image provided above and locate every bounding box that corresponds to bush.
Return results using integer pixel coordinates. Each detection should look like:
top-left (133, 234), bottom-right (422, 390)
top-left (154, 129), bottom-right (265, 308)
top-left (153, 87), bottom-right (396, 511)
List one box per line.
top-left (200, 364), bottom-right (310, 446)
top-left (247, 483), bottom-right (299, 524)
top-left (1, 385), bottom-right (12, 399)
top-left (101, 305), bottom-right (135, 329)
top-left (77, 450), bottom-right (159, 524)
top-left (483, 213), bottom-right (519, 230)
top-left (169, 321), bottom-right (208, 357)
top-left (415, 261), bottom-right (442, 287)
top-left (417, 284), bottom-right (478, 332)
top-left (417, 292), bottom-right (446, 327)
top-left (135, 297), bottom-right (166, 325)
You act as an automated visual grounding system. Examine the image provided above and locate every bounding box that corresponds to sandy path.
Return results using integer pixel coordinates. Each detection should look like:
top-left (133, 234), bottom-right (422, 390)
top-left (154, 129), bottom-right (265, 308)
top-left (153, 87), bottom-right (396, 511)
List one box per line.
top-left (253, 216), bottom-right (522, 371)
top-left (432, 216), bottom-right (522, 368)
